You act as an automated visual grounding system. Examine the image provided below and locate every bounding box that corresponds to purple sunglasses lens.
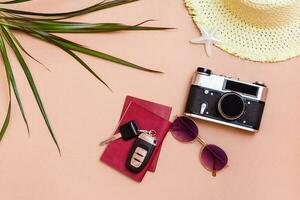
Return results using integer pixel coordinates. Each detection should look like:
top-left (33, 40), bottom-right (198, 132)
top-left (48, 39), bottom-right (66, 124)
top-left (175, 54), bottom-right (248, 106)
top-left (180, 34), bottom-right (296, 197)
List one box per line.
top-left (170, 116), bottom-right (198, 142)
top-left (200, 144), bottom-right (228, 173)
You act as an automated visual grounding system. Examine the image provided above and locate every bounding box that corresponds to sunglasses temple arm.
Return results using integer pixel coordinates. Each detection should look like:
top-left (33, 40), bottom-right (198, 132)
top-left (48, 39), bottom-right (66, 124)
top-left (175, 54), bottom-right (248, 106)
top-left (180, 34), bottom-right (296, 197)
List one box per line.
top-left (196, 136), bottom-right (206, 146)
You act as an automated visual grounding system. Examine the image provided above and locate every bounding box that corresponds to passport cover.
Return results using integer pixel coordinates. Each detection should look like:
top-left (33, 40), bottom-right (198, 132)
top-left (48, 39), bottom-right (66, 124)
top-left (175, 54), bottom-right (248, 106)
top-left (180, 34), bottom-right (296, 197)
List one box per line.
top-left (120, 96), bottom-right (172, 172)
top-left (100, 102), bottom-right (171, 182)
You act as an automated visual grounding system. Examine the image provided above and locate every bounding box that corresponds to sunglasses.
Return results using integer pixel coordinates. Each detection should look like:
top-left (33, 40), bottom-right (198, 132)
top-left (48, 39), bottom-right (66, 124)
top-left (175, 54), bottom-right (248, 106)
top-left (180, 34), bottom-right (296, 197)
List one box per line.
top-left (169, 116), bottom-right (228, 176)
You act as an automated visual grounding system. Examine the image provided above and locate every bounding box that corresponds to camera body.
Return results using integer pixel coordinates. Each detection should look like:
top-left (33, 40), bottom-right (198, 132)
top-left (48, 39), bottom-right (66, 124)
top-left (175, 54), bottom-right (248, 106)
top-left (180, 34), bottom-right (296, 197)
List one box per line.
top-left (185, 67), bottom-right (268, 132)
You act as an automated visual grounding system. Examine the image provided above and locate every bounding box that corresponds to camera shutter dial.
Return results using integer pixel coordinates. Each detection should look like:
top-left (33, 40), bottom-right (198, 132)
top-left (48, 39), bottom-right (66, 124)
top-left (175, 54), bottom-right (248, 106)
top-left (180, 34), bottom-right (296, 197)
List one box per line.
top-left (218, 93), bottom-right (245, 121)
top-left (253, 81), bottom-right (266, 87)
top-left (197, 67), bottom-right (212, 75)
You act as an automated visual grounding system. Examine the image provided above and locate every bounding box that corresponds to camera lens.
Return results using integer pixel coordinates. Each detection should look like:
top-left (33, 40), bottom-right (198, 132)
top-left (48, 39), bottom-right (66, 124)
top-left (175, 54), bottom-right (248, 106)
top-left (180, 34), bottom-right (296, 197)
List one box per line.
top-left (218, 93), bottom-right (245, 120)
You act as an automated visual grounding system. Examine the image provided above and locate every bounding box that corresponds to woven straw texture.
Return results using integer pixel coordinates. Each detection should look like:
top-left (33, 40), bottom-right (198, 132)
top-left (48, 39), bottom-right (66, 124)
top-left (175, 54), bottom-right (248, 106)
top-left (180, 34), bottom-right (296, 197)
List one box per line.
top-left (185, 0), bottom-right (300, 62)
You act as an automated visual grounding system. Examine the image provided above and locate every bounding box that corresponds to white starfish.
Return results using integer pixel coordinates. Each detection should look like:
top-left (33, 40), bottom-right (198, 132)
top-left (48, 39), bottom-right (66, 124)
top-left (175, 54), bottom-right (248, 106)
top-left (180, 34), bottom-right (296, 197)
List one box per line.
top-left (190, 25), bottom-right (222, 57)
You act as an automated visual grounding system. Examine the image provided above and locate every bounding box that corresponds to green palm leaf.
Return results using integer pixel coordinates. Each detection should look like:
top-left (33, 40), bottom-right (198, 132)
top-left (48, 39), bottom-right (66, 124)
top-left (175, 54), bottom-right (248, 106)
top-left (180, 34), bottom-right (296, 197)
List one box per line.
top-left (0, 0), bottom-right (170, 152)
top-left (4, 26), bottom-right (47, 69)
top-left (5, 19), bottom-right (169, 33)
top-left (32, 30), bottom-right (111, 90)
top-left (2, 26), bottom-right (61, 153)
top-left (0, 31), bottom-right (30, 134)
top-left (0, 0), bottom-right (138, 19)
top-left (0, 0), bottom-right (30, 4)
top-left (28, 30), bottom-right (161, 73)
top-left (0, 88), bottom-right (11, 141)
top-left (0, 36), bottom-right (12, 141)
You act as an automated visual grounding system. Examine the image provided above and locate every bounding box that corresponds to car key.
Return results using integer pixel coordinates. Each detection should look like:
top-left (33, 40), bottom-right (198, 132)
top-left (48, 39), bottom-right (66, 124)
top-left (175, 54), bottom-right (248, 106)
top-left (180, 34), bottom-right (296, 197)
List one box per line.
top-left (126, 131), bottom-right (157, 173)
top-left (100, 120), bottom-right (141, 146)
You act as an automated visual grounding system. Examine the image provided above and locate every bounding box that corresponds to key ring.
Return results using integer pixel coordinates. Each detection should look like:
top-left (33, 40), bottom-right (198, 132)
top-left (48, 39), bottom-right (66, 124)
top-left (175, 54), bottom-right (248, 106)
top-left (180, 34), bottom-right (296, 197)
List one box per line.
top-left (148, 130), bottom-right (156, 136)
top-left (139, 129), bottom-right (156, 136)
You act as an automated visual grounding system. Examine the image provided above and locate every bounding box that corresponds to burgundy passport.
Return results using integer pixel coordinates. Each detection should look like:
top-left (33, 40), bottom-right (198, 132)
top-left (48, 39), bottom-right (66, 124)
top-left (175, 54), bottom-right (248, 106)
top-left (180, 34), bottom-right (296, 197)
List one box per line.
top-left (120, 96), bottom-right (172, 172)
top-left (100, 99), bottom-right (171, 182)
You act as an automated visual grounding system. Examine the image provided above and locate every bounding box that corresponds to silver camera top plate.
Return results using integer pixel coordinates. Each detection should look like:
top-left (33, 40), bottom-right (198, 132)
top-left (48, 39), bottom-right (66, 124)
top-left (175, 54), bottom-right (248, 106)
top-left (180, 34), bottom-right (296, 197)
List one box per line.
top-left (192, 71), bottom-right (268, 102)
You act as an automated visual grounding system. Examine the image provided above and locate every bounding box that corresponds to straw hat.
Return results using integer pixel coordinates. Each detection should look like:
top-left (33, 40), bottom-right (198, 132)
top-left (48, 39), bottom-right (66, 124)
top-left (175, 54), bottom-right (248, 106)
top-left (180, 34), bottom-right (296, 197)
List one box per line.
top-left (185, 0), bottom-right (300, 62)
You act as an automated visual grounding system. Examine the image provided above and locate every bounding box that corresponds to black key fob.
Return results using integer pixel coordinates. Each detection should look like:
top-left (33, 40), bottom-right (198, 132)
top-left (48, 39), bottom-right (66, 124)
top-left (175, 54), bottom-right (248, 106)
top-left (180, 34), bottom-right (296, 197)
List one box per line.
top-left (119, 120), bottom-right (139, 141)
top-left (126, 132), bottom-right (156, 173)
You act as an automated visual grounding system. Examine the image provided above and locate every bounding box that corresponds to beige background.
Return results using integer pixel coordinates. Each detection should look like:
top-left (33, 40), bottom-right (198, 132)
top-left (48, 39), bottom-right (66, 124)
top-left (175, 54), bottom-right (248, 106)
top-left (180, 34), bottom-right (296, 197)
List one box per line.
top-left (0, 0), bottom-right (299, 199)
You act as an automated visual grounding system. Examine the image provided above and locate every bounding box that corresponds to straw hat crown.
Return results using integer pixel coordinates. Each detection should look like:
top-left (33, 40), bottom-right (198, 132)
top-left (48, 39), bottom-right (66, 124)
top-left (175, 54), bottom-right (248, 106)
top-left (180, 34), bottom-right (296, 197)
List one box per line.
top-left (185, 0), bottom-right (300, 62)
top-left (228, 0), bottom-right (300, 26)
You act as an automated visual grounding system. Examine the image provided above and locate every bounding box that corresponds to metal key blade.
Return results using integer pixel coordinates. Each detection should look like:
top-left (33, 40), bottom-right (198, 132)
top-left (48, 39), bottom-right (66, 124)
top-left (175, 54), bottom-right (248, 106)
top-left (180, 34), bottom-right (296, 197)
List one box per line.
top-left (99, 133), bottom-right (122, 146)
top-left (99, 120), bottom-right (140, 146)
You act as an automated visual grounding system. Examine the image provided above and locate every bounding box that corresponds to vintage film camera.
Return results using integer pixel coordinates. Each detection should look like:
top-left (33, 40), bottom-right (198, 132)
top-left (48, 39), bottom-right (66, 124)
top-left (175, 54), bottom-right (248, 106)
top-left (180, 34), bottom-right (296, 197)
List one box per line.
top-left (185, 67), bottom-right (268, 132)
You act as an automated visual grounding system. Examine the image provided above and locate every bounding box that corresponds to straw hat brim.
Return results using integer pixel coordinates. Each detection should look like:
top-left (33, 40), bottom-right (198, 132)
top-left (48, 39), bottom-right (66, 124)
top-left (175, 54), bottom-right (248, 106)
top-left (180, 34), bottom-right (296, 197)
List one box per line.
top-left (185, 0), bottom-right (300, 62)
